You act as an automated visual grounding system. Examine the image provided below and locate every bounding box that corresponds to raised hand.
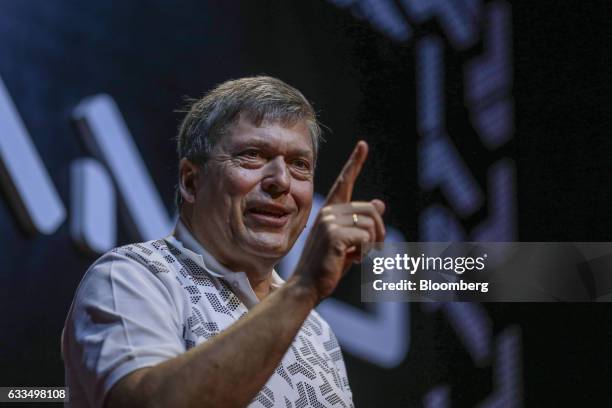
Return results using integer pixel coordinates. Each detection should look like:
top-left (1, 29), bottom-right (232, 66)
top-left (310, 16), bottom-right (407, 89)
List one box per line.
top-left (293, 141), bottom-right (386, 303)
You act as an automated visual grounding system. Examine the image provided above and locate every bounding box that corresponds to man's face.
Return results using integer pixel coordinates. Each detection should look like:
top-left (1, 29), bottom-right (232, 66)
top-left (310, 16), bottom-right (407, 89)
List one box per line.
top-left (191, 116), bottom-right (314, 264)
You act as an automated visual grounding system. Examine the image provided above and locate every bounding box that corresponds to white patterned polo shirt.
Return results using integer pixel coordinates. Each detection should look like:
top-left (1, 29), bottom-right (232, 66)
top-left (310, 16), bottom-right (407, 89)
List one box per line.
top-left (62, 221), bottom-right (353, 408)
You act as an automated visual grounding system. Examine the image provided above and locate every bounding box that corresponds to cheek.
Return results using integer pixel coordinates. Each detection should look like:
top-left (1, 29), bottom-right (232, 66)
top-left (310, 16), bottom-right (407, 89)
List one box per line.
top-left (224, 168), bottom-right (262, 198)
top-left (292, 181), bottom-right (314, 215)
top-left (198, 168), bottom-right (258, 213)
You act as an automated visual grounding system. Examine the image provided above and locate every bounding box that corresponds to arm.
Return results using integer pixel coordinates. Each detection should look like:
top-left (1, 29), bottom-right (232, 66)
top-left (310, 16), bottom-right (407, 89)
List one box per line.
top-left (106, 141), bottom-right (384, 408)
top-left (106, 275), bottom-right (317, 408)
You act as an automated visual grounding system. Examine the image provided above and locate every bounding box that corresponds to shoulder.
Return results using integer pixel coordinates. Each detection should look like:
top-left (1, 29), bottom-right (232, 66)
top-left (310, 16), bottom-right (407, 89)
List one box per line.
top-left (64, 239), bottom-right (189, 346)
top-left (104, 239), bottom-right (179, 273)
top-left (70, 239), bottom-right (184, 311)
top-left (83, 239), bottom-right (181, 281)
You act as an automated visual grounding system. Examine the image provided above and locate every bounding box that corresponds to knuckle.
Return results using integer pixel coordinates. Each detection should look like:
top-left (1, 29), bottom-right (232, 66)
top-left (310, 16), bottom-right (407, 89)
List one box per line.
top-left (365, 203), bottom-right (377, 216)
top-left (321, 205), bottom-right (333, 216)
top-left (321, 214), bottom-right (336, 223)
top-left (324, 222), bottom-right (338, 236)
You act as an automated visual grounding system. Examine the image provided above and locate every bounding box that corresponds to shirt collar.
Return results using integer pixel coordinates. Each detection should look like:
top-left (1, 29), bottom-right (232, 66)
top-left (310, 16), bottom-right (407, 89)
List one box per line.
top-left (165, 220), bottom-right (284, 308)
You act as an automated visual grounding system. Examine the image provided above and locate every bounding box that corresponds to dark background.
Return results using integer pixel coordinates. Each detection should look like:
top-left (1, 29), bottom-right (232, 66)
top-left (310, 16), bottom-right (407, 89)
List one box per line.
top-left (0, 0), bottom-right (610, 406)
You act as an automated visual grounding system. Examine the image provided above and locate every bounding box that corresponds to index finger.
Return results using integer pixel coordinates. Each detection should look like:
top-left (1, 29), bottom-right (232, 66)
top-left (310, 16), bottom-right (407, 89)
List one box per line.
top-left (325, 141), bottom-right (369, 205)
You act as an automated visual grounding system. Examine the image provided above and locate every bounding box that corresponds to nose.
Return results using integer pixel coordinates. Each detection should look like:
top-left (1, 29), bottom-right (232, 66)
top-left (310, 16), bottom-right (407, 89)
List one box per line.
top-left (261, 156), bottom-right (290, 197)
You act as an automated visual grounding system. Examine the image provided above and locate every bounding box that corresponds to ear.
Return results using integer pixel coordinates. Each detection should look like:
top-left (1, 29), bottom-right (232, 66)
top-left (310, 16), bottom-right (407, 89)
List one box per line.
top-left (178, 158), bottom-right (201, 204)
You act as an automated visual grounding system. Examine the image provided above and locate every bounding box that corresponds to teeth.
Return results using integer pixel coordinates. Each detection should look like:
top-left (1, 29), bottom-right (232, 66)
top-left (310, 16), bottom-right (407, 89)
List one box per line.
top-left (251, 209), bottom-right (284, 217)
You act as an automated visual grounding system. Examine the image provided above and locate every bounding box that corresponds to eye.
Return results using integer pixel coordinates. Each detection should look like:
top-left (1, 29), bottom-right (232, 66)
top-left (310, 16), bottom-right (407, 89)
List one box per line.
top-left (242, 149), bottom-right (261, 159)
top-left (289, 159), bottom-right (313, 180)
top-left (234, 149), bottom-right (266, 168)
top-left (237, 149), bottom-right (266, 162)
top-left (292, 159), bottom-right (310, 170)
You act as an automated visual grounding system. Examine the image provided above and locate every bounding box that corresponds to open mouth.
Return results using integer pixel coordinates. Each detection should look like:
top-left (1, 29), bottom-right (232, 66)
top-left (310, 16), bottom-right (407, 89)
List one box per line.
top-left (247, 208), bottom-right (288, 217)
top-left (245, 204), bottom-right (291, 227)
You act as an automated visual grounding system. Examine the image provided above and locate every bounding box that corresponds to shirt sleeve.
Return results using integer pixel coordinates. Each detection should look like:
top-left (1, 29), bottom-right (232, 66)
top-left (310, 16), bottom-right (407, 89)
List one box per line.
top-left (63, 251), bottom-right (186, 408)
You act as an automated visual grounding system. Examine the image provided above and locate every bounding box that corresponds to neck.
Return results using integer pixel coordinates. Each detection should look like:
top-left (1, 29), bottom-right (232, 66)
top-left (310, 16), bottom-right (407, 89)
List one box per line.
top-left (248, 273), bottom-right (276, 300)
top-left (179, 209), bottom-right (277, 300)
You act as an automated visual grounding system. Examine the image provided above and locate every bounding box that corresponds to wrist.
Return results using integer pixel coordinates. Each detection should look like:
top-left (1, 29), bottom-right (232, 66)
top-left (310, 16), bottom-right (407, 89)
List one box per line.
top-left (285, 275), bottom-right (320, 309)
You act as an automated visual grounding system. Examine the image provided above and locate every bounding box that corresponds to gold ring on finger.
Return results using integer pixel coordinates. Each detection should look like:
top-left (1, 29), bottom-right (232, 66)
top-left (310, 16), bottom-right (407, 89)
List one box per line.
top-left (352, 213), bottom-right (359, 226)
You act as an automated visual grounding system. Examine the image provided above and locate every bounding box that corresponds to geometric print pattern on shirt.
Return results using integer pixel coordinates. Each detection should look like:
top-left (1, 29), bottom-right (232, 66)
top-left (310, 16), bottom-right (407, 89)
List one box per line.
top-left (111, 239), bottom-right (354, 408)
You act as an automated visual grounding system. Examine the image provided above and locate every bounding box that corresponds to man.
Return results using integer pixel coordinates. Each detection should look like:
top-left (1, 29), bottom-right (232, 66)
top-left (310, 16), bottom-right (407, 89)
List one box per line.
top-left (62, 76), bottom-right (386, 407)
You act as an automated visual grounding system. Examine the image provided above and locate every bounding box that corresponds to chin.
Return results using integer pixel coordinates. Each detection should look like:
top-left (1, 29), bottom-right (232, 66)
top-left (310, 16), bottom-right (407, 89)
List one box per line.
top-left (243, 233), bottom-right (291, 258)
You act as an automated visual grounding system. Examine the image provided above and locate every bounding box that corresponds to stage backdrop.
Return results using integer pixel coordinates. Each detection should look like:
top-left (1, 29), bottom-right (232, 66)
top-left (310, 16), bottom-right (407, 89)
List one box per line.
top-left (1, 1), bottom-right (611, 406)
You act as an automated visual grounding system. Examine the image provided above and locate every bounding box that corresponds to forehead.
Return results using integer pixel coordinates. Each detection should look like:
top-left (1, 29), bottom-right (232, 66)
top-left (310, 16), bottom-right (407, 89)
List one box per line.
top-left (218, 117), bottom-right (314, 158)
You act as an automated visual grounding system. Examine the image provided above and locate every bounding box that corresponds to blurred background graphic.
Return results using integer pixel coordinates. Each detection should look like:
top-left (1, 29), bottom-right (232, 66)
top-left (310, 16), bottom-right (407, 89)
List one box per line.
top-left (0, 1), bottom-right (610, 406)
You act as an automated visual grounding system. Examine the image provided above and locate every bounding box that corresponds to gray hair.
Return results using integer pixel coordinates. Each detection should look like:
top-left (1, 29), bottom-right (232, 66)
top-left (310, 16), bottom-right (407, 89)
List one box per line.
top-left (175, 76), bottom-right (322, 208)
